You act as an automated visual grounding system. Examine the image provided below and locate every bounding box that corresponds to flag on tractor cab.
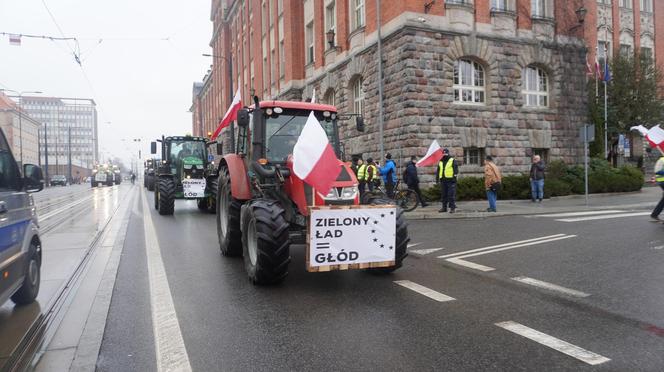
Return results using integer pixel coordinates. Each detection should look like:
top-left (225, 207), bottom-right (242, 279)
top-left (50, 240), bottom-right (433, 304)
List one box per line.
top-left (416, 140), bottom-right (444, 167)
top-left (211, 88), bottom-right (242, 140)
top-left (292, 111), bottom-right (341, 195)
top-left (630, 125), bottom-right (664, 152)
top-left (9, 34), bottom-right (21, 46)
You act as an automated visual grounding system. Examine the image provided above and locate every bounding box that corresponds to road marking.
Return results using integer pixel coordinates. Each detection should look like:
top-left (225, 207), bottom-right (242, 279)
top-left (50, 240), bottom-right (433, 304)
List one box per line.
top-left (531, 210), bottom-right (624, 218)
top-left (141, 190), bottom-right (192, 372)
top-left (556, 212), bottom-right (650, 222)
top-left (437, 234), bottom-right (567, 259)
top-left (446, 257), bottom-right (495, 272)
top-left (495, 321), bottom-right (610, 365)
top-left (456, 235), bottom-right (576, 259)
top-left (511, 276), bottom-right (590, 298)
top-left (407, 243), bottom-right (422, 248)
top-left (394, 280), bottom-right (456, 302)
top-left (410, 248), bottom-right (444, 256)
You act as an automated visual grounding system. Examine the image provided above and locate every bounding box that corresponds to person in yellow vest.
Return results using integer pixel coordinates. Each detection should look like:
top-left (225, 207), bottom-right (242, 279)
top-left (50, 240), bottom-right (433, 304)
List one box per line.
top-left (436, 148), bottom-right (459, 213)
top-left (357, 157), bottom-right (379, 196)
top-left (651, 155), bottom-right (664, 221)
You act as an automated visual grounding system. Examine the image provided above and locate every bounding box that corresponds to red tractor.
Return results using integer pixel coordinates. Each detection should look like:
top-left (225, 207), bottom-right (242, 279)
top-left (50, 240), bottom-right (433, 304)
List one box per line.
top-left (215, 99), bottom-right (409, 284)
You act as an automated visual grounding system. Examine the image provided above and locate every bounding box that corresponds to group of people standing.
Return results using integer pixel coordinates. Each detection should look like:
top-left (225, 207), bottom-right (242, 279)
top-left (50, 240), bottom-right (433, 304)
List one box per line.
top-left (350, 150), bottom-right (547, 212)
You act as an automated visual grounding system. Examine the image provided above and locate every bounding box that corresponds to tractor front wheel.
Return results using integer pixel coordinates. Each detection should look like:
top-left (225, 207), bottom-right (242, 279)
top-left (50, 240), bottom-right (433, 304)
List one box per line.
top-left (367, 198), bottom-right (409, 274)
top-left (205, 176), bottom-right (218, 214)
top-left (157, 177), bottom-right (175, 215)
top-left (217, 166), bottom-right (243, 256)
top-left (241, 199), bottom-right (291, 285)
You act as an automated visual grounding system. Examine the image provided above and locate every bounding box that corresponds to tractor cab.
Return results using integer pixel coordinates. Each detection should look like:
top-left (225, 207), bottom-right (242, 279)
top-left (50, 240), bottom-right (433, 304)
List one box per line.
top-left (164, 136), bottom-right (207, 180)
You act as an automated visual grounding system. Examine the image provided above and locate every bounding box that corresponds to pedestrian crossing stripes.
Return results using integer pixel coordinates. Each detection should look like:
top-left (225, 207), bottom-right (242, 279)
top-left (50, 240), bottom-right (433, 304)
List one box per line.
top-left (410, 248), bottom-right (444, 256)
top-left (394, 280), bottom-right (456, 302)
top-left (530, 210), bottom-right (650, 222)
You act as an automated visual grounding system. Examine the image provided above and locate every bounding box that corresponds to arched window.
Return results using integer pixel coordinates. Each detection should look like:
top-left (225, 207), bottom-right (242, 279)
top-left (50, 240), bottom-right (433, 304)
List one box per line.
top-left (352, 77), bottom-right (364, 114)
top-left (324, 89), bottom-right (336, 107)
top-left (522, 66), bottom-right (548, 107)
top-left (454, 59), bottom-right (485, 104)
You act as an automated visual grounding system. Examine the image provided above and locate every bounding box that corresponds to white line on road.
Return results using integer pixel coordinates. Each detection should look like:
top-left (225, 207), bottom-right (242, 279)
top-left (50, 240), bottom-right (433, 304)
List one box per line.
top-left (141, 190), bottom-right (192, 372)
top-left (407, 243), bottom-right (422, 248)
top-left (394, 280), bottom-right (456, 302)
top-left (456, 235), bottom-right (576, 259)
top-left (531, 210), bottom-right (624, 218)
top-left (555, 212), bottom-right (650, 222)
top-left (495, 321), bottom-right (610, 365)
top-left (511, 276), bottom-right (590, 298)
top-left (437, 234), bottom-right (567, 259)
top-left (445, 258), bottom-right (495, 272)
top-left (410, 248), bottom-right (444, 256)
top-left (39, 194), bottom-right (94, 220)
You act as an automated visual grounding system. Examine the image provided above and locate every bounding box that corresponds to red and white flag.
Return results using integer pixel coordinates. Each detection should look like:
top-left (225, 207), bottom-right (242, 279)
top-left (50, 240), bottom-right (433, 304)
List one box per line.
top-left (631, 125), bottom-right (664, 152)
top-left (9, 34), bottom-right (21, 46)
top-left (594, 51), bottom-right (602, 79)
top-left (292, 111), bottom-right (341, 195)
top-left (585, 55), bottom-right (593, 76)
top-left (211, 88), bottom-right (242, 140)
top-left (416, 140), bottom-right (444, 167)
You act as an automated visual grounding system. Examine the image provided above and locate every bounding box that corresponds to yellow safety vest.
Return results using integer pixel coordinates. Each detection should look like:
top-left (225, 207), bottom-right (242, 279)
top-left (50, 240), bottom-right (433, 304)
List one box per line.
top-left (656, 157), bottom-right (664, 182)
top-left (357, 164), bottom-right (378, 181)
top-left (438, 158), bottom-right (455, 179)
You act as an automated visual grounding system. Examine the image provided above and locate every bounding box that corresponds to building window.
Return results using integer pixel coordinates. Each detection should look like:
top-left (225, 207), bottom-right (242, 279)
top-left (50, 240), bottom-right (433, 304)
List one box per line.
top-left (597, 0), bottom-right (611, 5)
top-left (351, 0), bottom-right (365, 30)
top-left (531, 0), bottom-right (547, 17)
top-left (305, 21), bottom-right (314, 64)
top-left (453, 59), bottom-right (486, 104)
top-left (463, 147), bottom-right (485, 166)
top-left (491, 0), bottom-right (509, 11)
top-left (279, 41), bottom-right (285, 78)
top-left (324, 90), bottom-right (336, 106)
top-left (522, 66), bottom-right (548, 107)
top-left (352, 77), bottom-right (364, 115)
top-left (620, 44), bottom-right (632, 56)
top-left (325, 1), bottom-right (336, 46)
top-left (642, 47), bottom-right (653, 60)
top-left (640, 0), bottom-right (652, 12)
top-left (598, 41), bottom-right (610, 66)
top-left (619, 0), bottom-right (632, 8)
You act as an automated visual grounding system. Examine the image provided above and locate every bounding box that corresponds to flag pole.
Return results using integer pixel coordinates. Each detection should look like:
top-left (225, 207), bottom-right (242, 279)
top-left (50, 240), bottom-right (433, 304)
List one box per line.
top-left (603, 17), bottom-right (609, 160)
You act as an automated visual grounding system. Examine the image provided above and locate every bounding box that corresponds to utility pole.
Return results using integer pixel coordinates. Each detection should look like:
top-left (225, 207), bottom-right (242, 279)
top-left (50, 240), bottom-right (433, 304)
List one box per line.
top-left (376, 0), bottom-right (385, 161)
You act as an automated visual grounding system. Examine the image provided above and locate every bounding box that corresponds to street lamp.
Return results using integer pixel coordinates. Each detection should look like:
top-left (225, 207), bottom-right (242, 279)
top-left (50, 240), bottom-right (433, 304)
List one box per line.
top-left (0, 89), bottom-right (43, 167)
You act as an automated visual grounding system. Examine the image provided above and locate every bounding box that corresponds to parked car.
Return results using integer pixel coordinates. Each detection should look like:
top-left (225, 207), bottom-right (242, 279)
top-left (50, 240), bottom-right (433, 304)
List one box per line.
top-left (0, 127), bottom-right (44, 306)
top-left (50, 175), bottom-right (67, 186)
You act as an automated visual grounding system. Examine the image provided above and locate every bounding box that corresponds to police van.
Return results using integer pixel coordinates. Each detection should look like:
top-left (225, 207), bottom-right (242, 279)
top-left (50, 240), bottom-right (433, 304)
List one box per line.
top-left (0, 127), bottom-right (44, 306)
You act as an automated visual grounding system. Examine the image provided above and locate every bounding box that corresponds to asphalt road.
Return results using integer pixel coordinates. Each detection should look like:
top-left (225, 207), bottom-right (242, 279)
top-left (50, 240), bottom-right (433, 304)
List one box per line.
top-left (96, 187), bottom-right (664, 371)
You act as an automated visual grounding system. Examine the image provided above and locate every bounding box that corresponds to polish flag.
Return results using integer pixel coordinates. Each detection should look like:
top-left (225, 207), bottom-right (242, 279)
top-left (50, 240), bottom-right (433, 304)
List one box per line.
top-left (631, 125), bottom-right (664, 152)
top-left (585, 55), bottom-right (593, 76)
top-left (211, 88), bottom-right (242, 140)
top-left (416, 140), bottom-right (444, 167)
top-left (292, 111), bottom-right (341, 195)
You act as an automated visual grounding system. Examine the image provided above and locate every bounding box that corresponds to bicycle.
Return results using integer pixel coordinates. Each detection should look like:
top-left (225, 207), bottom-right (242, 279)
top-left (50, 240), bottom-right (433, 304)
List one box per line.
top-left (361, 180), bottom-right (419, 212)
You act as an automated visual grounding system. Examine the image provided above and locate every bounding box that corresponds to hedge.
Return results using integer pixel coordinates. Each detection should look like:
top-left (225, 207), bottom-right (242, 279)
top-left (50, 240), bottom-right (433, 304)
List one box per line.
top-left (421, 159), bottom-right (643, 202)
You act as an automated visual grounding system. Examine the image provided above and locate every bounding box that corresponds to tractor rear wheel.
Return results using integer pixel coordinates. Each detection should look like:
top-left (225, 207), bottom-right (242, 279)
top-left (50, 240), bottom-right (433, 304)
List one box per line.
top-left (197, 198), bottom-right (208, 211)
top-left (367, 198), bottom-right (409, 274)
top-left (217, 166), bottom-right (243, 256)
top-left (157, 177), bottom-right (175, 215)
top-left (153, 181), bottom-right (159, 210)
top-left (147, 176), bottom-right (155, 191)
top-left (241, 199), bottom-right (291, 285)
top-left (205, 176), bottom-right (218, 214)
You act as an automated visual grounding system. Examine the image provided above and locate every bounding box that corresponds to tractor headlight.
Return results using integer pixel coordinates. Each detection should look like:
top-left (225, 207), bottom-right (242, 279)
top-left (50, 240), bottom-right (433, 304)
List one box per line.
top-left (184, 164), bottom-right (193, 169)
top-left (341, 186), bottom-right (358, 199)
top-left (324, 189), bottom-right (337, 199)
top-left (195, 164), bottom-right (204, 170)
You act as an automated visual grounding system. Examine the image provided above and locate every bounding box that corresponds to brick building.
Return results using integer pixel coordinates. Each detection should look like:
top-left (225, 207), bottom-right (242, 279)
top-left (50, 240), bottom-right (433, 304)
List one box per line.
top-left (197, 0), bottom-right (664, 180)
top-left (190, 67), bottom-right (215, 137)
top-left (0, 92), bottom-right (41, 167)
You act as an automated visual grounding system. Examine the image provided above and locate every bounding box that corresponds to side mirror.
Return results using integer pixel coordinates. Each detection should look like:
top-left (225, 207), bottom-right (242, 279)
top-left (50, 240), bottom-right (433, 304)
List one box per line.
top-left (355, 116), bottom-right (365, 132)
top-left (23, 164), bottom-right (44, 193)
top-left (216, 142), bottom-right (223, 155)
top-left (151, 142), bottom-right (157, 154)
top-left (237, 109), bottom-right (250, 128)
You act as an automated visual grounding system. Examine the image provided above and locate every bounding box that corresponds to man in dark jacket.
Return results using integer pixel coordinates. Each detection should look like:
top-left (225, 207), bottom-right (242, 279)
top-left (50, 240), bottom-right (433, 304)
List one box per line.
top-left (405, 156), bottom-right (428, 207)
top-left (529, 155), bottom-right (545, 202)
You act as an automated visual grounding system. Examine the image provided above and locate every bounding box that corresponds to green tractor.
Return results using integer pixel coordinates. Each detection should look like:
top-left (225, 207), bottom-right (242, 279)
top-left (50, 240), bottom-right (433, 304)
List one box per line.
top-left (150, 135), bottom-right (218, 215)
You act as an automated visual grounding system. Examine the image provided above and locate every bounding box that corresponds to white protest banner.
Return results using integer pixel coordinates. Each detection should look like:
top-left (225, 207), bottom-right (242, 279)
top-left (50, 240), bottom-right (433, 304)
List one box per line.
top-left (307, 206), bottom-right (396, 271)
top-left (182, 178), bottom-right (206, 198)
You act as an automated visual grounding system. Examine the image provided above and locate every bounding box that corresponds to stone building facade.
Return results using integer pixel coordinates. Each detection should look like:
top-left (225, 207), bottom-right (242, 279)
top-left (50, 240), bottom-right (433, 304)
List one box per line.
top-left (198, 0), bottom-right (663, 183)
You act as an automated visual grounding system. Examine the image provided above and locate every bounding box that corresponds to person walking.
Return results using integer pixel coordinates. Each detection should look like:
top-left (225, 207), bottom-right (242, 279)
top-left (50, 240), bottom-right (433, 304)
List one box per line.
top-left (436, 149), bottom-right (459, 213)
top-left (650, 155), bottom-right (664, 221)
top-left (351, 155), bottom-right (363, 178)
top-left (484, 156), bottom-right (502, 212)
top-left (405, 156), bottom-right (428, 207)
top-left (358, 157), bottom-right (379, 197)
top-left (380, 153), bottom-right (397, 198)
top-left (530, 155), bottom-right (546, 202)
top-left (131, 173), bottom-right (136, 185)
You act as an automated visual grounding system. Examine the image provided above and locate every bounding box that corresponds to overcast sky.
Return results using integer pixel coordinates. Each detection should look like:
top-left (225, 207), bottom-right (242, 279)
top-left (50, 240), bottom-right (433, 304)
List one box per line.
top-left (0, 0), bottom-right (212, 166)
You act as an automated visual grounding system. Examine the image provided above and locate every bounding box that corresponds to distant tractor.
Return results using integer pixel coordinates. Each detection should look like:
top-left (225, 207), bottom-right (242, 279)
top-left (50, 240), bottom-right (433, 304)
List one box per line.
top-left (150, 135), bottom-right (218, 215)
top-left (112, 165), bottom-right (122, 185)
top-left (215, 99), bottom-right (409, 285)
top-left (144, 158), bottom-right (157, 190)
top-left (91, 164), bottom-right (113, 187)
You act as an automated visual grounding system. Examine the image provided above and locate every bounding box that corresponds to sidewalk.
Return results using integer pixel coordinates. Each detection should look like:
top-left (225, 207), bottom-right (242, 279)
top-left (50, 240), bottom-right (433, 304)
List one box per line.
top-left (405, 186), bottom-right (660, 220)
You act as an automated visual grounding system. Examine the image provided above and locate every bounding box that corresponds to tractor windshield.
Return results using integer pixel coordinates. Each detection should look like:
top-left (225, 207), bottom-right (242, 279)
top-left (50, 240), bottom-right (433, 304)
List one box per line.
top-left (169, 140), bottom-right (206, 162)
top-left (265, 112), bottom-right (338, 162)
